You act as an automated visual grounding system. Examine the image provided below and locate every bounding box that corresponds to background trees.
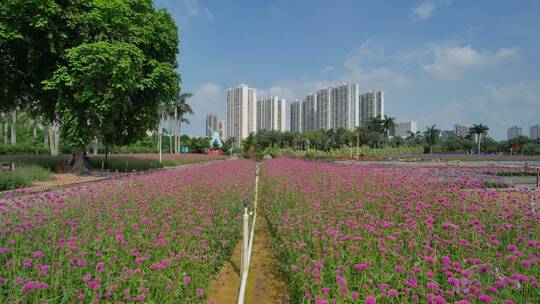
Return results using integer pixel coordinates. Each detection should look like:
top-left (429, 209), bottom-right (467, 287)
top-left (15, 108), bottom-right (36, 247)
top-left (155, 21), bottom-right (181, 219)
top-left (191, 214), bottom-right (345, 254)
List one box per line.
top-left (1, 0), bottom-right (180, 171)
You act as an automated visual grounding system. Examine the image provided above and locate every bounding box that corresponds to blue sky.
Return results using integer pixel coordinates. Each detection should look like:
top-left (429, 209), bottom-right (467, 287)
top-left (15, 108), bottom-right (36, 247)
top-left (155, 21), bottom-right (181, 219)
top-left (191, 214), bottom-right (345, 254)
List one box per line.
top-left (155, 0), bottom-right (540, 140)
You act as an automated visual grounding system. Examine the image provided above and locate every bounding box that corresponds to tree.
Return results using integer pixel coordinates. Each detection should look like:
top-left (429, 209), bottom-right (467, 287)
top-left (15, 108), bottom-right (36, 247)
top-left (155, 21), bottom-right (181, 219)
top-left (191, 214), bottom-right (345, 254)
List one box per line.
top-left (171, 92), bottom-right (193, 154)
top-left (424, 125), bottom-right (440, 154)
top-left (469, 123), bottom-right (489, 154)
top-left (3, 1), bottom-right (180, 172)
top-left (381, 115), bottom-right (396, 140)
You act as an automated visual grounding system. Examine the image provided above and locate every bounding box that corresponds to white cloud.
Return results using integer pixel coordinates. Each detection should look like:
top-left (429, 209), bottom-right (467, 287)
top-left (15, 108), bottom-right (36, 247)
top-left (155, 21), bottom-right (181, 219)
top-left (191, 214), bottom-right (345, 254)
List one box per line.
top-left (181, 82), bottom-right (223, 136)
top-left (411, 0), bottom-right (451, 21)
top-left (485, 82), bottom-right (540, 106)
top-left (412, 1), bottom-right (437, 21)
top-left (180, 0), bottom-right (213, 19)
top-left (423, 46), bottom-right (518, 79)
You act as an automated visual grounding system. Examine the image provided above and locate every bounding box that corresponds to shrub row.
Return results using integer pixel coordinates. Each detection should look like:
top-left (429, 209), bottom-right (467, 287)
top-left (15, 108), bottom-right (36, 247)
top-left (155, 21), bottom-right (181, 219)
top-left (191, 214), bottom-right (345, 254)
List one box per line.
top-left (0, 165), bottom-right (53, 191)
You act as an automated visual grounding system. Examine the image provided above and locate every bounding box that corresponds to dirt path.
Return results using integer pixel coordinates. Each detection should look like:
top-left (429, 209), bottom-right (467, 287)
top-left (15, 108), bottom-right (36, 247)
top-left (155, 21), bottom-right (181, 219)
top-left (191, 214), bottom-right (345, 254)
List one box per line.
top-left (207, 240), bottom-right (242, 303)
top-left (244, 214), bottom-right (289, 303)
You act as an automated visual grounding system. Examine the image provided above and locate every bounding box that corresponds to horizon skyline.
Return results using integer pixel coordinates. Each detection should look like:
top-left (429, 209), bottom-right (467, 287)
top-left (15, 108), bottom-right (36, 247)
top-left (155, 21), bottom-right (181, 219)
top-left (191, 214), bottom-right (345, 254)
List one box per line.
top-left (155, 0), bottom-right (540, 140)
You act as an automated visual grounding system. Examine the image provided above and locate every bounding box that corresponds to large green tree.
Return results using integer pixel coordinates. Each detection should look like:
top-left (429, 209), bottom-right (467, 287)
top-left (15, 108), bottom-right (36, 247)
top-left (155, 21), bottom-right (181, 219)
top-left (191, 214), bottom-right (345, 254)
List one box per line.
top-left (1, 0), bottom-right (180, 171)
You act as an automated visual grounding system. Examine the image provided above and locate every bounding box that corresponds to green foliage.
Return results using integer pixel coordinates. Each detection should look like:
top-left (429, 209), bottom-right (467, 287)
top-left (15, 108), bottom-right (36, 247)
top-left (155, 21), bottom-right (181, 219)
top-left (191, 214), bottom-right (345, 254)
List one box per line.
top-left (2, 0), bottom-right (181, 154)
top-left (263, 146), bottom-right (281, 158)
top-left (0, 165), bottom-right (53, 191)
top-left (0, 144), bottom-right (48, 154)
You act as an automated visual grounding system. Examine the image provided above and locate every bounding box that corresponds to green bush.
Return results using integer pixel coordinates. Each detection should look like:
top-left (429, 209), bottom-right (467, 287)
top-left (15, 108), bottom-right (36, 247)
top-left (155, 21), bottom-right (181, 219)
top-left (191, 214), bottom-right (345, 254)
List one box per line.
top-left (0, 165), bottom-right (53, 191)
top-left (0, 144), bottom-right (48, 155)
top-left (89, 156), bottom-right (163, 172)
top-left (0, 155), bottom-right (68, 171)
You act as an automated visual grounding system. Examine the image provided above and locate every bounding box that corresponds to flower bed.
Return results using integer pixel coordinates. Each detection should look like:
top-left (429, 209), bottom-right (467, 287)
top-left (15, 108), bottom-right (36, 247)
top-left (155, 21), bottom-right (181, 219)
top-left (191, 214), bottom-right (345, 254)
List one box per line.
top-left (261, 158), bottom-right (538, 303)
top-left (0, 160), bottom-right (254, 302)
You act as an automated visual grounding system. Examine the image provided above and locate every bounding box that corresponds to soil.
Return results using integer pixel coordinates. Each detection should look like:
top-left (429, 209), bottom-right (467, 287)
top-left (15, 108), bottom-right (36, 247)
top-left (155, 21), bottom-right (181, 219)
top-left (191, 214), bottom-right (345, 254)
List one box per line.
top-left (207, 240), bottom-right (242, 303)
top-left (244, 215), bottom-right (289, 304)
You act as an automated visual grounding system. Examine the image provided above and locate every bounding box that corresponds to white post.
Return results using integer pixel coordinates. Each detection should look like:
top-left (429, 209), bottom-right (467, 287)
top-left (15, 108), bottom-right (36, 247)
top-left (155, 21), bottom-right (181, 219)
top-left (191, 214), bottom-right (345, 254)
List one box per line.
top-left (242, 206), bottom-right (249, 275)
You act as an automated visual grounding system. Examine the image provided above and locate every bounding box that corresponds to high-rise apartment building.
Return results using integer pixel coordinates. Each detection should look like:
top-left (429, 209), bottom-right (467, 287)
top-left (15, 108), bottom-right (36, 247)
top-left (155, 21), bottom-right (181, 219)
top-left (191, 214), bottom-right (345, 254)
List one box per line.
top-left (226, 84), bottom-right (257, 146)
top-left (454, 124), bottom-right (469, 138)
top-left (257, 96), bottom-right (286, 132)
top-left (302, 93), bottom-right (317, 132)
top-left (205, 114), bottom-right (219, 137)
top-left (359, 91), bottom-right (384, 125)
top-left (507, 126), bottom-right (522, 140)
top-left (290, 99), bottom-right (302, 132)
top-left (332, 83), bottom-right (359, 129)
top-left (316, 87), bottom-right (332, 130)
top-left (441, 130), bottom-right (456, 141)
top-left (393, 121), bottom-right (417, 138)
top-left (297, 84), bottom-right (360, 132)
top-left (530, 124), bottom-right (540, 140)
top-left (218, 120), bottom-right (226, 139)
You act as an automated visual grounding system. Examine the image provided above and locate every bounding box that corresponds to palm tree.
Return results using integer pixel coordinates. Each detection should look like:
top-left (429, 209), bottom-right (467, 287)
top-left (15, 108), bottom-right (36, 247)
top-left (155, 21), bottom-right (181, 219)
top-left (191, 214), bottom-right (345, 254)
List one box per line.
top-left (381, 115), bottom-right (396, 140)
top-left (172, 92), bottom-right (193, 154)
top-left (469, 123), bottom-right (489, 154)
top-left (424, 125), bottom-right (440, 154)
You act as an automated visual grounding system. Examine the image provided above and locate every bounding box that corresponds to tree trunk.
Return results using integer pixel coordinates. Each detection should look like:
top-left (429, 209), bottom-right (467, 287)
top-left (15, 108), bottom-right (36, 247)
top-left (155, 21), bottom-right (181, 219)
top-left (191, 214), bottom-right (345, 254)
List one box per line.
top-left (93, 138), bottom-right (98, 155)
top-left (176, 120), bottom-right (180, 154)
top-left (430, 145), bottom-right (433, 154)
top-left (71, 147), bottom-right (89, 174)
top-left (169, 134), bottom-right (173, 153)
top-left (3, 121), bottom-right (8, 144)
top-left (104, 144), bottom-right (109, 169)
top-left (477, 133), bottom-right (481, 154)
top-left (49, 121), bottom-right (61, 156)
top-left (33, 120), bottom-right (37, 138)
top-left (10, 110), bottom-right (16, 145)
top-left (43, 126), bottom-right (49, 147)
top-left (174, 106), bottom-right (178, 154)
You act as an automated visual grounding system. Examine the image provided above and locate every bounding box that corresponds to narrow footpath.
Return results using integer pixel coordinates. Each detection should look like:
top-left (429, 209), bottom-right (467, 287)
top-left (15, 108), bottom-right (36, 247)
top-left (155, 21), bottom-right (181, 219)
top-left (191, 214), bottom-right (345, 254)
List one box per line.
top-left (244, 214), bottom-right (289, 303)
top-left (208, 162), bottom-right (288, 303)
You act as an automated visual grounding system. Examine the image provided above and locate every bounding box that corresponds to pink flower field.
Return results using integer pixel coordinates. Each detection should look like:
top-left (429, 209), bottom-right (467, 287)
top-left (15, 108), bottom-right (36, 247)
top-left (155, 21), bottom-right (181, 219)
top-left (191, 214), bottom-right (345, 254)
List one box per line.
top-left (261, 159), bottom-right (539, 303)
top-left (0, 160), bottom-right (255, 302)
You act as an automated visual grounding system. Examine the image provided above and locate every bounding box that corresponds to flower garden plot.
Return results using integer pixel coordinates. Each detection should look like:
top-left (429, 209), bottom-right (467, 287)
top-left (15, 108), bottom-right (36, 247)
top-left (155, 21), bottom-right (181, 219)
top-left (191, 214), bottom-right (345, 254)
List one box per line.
top-left (0, 160), bottom-right (255, 303)
top-left (261, 158), bottom-right (539, 303)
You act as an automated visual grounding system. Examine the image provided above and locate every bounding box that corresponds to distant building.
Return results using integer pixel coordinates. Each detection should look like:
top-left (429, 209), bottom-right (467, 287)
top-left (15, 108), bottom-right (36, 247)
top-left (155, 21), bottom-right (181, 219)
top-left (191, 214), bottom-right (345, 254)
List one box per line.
top-left (507, 126), bottom-right (522, 140)
top-left (454, 124), bottom-right (469, 138)
top-left (257, 96), bottom-right (286, 132)
top-left (302, 93), bottom-right (317, 132)
top-left (393, 121), bottom-right (417, 138)
top-left (360, 91), bottom-right (384, 126)
top-left (530, 124), bottom-right (540, 140)
top-left (316, 87), bottom-right (332, 130)
top-left (441, 130), bottom-right (456, 141)
top-left (218, 120), bottom-right (227, 139)
top-left (332, 83), bottom-right (359, 130)
top-left (206, 114), bottom-right (219, 137)
top-left (226, 84), bottom-right (257, 146)
top-left (290, 99), bottom-right (302, 132)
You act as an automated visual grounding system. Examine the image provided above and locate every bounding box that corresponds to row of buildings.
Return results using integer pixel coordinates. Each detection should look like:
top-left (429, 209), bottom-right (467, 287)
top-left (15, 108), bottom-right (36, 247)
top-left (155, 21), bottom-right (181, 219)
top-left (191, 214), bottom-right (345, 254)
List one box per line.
top-left (205, 83), bottom-right (428, 146)
top-left (290, 84), bottom-right (384, 133)
top-left (214, 83), bottom-right (388, 146)
top-left (507, 125), bottom-right (540, 140)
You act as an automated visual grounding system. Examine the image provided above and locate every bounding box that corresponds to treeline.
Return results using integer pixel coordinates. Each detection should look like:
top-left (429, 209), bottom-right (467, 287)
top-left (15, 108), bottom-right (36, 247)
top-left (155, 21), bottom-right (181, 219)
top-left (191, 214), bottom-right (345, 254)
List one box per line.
top-left (240, 118), bottom-right (540, 155)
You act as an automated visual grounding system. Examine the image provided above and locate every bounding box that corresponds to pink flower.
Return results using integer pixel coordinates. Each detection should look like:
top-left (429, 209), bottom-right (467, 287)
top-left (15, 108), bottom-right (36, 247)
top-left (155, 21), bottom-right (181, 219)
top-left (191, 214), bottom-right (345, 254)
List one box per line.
top-left (183, 276), bottom-right (191, 284)
top-left (22, 259), bottom-right (32, 267)
top-left (351, 291), bottom-right (359, 299)
top-left (365, 296), bottom-right (376, 304)
top-left (479, 295), bottom-right (493, 303)
top-left (355, 263), bottom-right (369, 271)
top-left (83, 274), bottom-right (92, 283)
top-left (32, 251), bottom-right (44, 258)
top-left (196, 288), bottom-right (204, 298)
top-left (388, 289), bottom-right (398, 297)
